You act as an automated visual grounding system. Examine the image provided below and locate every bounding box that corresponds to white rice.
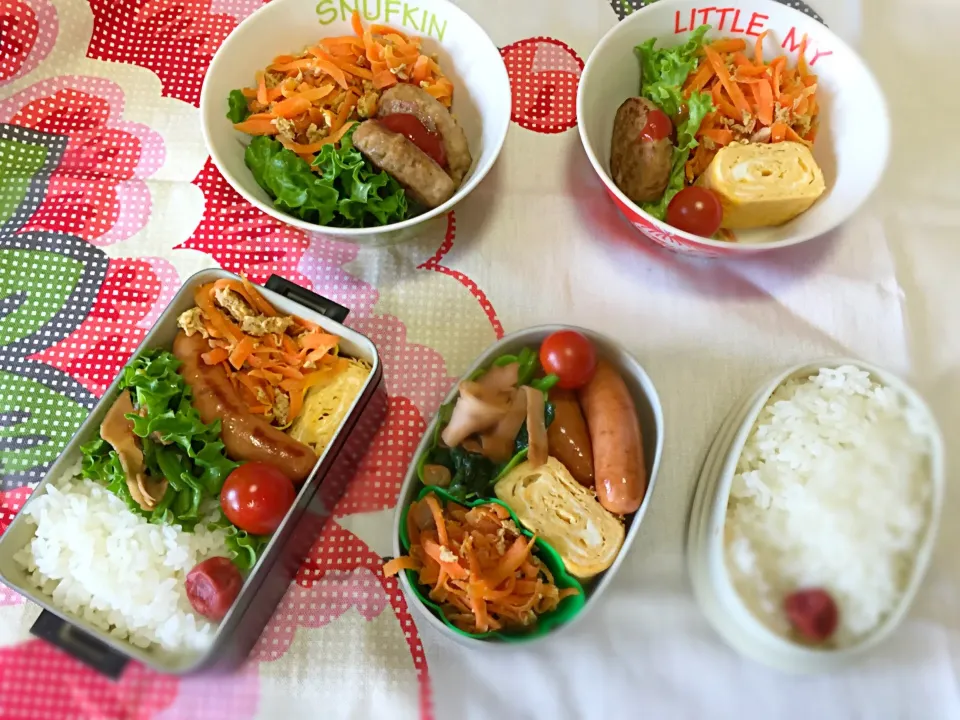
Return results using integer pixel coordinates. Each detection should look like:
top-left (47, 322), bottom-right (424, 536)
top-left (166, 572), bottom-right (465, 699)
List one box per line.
top-left (13, 464), bottom-right (232, 653)
top-left (725, 365), bottom-right (933, 646)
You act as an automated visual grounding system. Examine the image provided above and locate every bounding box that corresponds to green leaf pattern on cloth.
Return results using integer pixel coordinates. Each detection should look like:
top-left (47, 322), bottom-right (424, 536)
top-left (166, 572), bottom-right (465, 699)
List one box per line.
top-left (0, 138), bottom-right (48, 227)
top-left (0, 126), bottom-right (109, 488)
top-left (0, 371), bottom-right (88, 475)
top-left (0, 249), bottom-right (83, 348)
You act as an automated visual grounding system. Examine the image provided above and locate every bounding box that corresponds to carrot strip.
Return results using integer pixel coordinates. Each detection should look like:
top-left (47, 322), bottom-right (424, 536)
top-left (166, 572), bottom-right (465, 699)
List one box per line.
top-left (756, 78), bottom-right (774, 126)
top-left (704, 45), bottom-right (751, 117)
top-left (684, 58), bottom-right (715, 94)
top-left (371, 24), bottom-right (408, 41)
top-left (702, 128), bottom-right (734, 146)
top-left (770, 56), bottom-right (787, 99)
top-left (271, 95), bottom-right (311, 119)
top-left (233, 117), bottom-right (278, 135)
top-left (316, 57), bottom-right (350, 89)
top-left (299, 332), bottom-right (340, 352)
top-left (337, 61), bottom-right (373, 80)
top-left (424, 495), bottom-right (448, 547)
top-left (321, 35), bottom-right (365, 51)
top-left (754, 30), bottom-right (768, 66)
top-left (784, 125), bottom-right (812, 146)
top-left (411, 55), bottom-right (431, 84)
top-left (229, 336), bottom-right (255, 370)
top-left (383, 556), bottom-right (421, 576)
top-left (709, 38), bottom-right (747, 53)
top-left (798, 33), bottom-right (810, 76)
top-left (270, 58), bottom-right (314, 72)
top-left (256, 71), bottom-right (267, 106)
top-left (194, 283), bottom-right (242, 341)
top-left (297, 83), bottom-right (336, 102)
top-left (771, 122), bottom-right (788, 143)
top-left (333, 94), bottom-right (358, 132)
top-left (201, 347), bottom-right (230, 365)
top-left (351, 9), bottom-right (364, 36)
top-left (372, 69), bottom-right (397, 90)
top-left (711, 84), bottom-right (740, 120)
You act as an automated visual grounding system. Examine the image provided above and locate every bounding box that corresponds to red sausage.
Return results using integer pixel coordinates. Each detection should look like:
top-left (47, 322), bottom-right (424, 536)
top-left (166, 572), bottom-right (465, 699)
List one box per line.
top-left (173, 331), bottom-right (318, 484)
top-left (577, 359), bottom-right (646, 515)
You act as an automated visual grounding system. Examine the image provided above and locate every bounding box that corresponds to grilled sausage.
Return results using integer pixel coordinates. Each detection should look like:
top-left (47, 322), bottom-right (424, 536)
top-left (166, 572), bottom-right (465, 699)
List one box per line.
top-left (353, 120), bottom-right (457, 209)
top-left (547, 389), bottom-right (595, 487)
top-left (173, 331), bottom-right (318, 484)
top-left (377, 84), bottom-right (472, 185)
top-left (610, 97), bottom-right (673, 205)
top-left (577, 359), bottom-right (646, 515)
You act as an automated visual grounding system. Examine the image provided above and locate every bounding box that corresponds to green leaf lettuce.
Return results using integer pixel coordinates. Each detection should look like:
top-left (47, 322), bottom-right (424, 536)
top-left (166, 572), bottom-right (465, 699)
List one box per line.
top-left (244, 126), bottom-right (409, 228)
top-left (81, 350), bottom-right (250, 562)
top-left (226, 89), bottom-right (250, 124)
top-left (634, 25), bottom-right (716, 220)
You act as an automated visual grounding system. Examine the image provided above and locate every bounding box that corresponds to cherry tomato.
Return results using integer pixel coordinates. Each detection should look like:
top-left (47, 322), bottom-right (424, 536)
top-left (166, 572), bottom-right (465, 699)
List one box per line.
top-left (220, 462), bottom-right (296, 536)
top-left (666, 186), bottom-right (724, 237)
top-left (784, 588), bottom-right (839, 643)
top-left (185, 557), bottom-right (243, 621)
top-left (378, 113), bottom-right (447, 168)
top-left (539, 331), bottom-right (597, 390)
top-left (638, 108), bottom-right (672, 143)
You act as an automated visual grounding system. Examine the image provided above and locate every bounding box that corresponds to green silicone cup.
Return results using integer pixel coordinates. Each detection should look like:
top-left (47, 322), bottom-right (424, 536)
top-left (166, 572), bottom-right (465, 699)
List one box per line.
top-left (398, 486), bottom-right (586, 642)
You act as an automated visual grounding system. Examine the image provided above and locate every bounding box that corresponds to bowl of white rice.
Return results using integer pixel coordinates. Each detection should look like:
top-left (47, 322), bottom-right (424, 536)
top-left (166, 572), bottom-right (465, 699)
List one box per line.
top-left (688, 360), bottom-right (944, 673)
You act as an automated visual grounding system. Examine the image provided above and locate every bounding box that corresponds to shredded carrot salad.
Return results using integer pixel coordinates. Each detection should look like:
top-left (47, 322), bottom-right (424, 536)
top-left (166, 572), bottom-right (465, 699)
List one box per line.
top-left (233, 10), bottom-right (453, 162)
top-left (185, 279), bottom-right (347, 427)
top-left (683, 32), bottom-right (820, 183)
top-left (384, 495), bottom-right (579, 634)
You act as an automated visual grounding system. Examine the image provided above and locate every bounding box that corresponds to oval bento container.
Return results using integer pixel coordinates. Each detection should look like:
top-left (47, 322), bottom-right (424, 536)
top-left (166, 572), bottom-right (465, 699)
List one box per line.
top-left (0, 270), bottom-right (387, 677)
top-left (392, 325), bottom-right (665, 646)
top-left (687, 358), bottom-right (945, 673)
top-left (577, 0), bottom-right (890, 257)
top-left (199, 0), bottom-right (511, 246)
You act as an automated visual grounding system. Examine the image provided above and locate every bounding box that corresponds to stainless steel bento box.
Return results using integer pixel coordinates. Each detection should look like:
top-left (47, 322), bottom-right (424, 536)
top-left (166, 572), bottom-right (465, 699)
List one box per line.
top-left (0, 269), bottom-right (386, 677)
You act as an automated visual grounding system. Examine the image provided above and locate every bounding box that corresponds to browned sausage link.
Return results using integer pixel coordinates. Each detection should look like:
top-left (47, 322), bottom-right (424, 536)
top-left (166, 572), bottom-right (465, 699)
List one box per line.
top-left (173, 331), bottom-right (319, 484)
top-left (377, 84), bottom-right (472, 186)
top-left (610, 97), bottom-right (673, 205)
top-left (353, 120), bottom-right (457, 209)
top-left (547, 389), bottom-right (595, 487)
top-left (577, 360), bottom-right (646, 515)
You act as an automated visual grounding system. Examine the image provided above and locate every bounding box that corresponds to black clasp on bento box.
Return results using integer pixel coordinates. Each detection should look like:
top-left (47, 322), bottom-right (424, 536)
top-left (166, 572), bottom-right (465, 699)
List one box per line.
top-left (265, 275), bottom-right (350, 324)
top-left (31, 610), bottom-right (128, 679)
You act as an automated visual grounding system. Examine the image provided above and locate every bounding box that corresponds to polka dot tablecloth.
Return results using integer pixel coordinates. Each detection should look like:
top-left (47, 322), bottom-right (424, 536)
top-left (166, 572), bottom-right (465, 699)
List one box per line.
top-left (3, 0), bottom-right (960, 718)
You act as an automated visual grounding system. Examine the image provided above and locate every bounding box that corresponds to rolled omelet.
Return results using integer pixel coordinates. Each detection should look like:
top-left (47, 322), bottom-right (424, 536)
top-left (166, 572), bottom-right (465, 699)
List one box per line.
top-left (495, 457), bottom-right (624, 579)
top-left (289, 357), bottom-right (370, 454)
top-left (698, 141), bottom-right (825, 229)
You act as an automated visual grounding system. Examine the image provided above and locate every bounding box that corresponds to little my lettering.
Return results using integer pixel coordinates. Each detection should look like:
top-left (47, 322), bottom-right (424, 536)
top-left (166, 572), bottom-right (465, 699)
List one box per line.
top-left (674, 8), bottom-right (834, 66)
top-left (316, 0), bottom-right (448, 41)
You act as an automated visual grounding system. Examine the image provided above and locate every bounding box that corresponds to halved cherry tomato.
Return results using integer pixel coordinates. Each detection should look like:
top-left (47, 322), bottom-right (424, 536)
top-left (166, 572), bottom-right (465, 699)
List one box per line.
top-left (185, 557), bottom-right (243, 621)
top-left (220, 462), bottom-right (296, 536)
top-left (666, 186), bottom-right (724, 238)
top-left (539, 331), bottom-right (597, 390)
top-left (784, 588), bottom-right (839, 643)
top-left (379, 113), bottom-right (447, 168)
top-left (639, 108), bottom-right (672, 143)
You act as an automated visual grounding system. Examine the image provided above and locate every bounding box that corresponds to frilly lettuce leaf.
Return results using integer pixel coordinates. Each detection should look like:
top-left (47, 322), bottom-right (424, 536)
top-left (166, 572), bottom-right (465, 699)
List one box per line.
top-left (634, 24), bottom-right (716, 220)
top-left (208, 513), bottom-right (270, 571)
top-left (226, 89), bottom-right (249, 124)
top-left (244, 126), bottom-right (409, 228)
top-left (81, 350), bottom-right (252, 565)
